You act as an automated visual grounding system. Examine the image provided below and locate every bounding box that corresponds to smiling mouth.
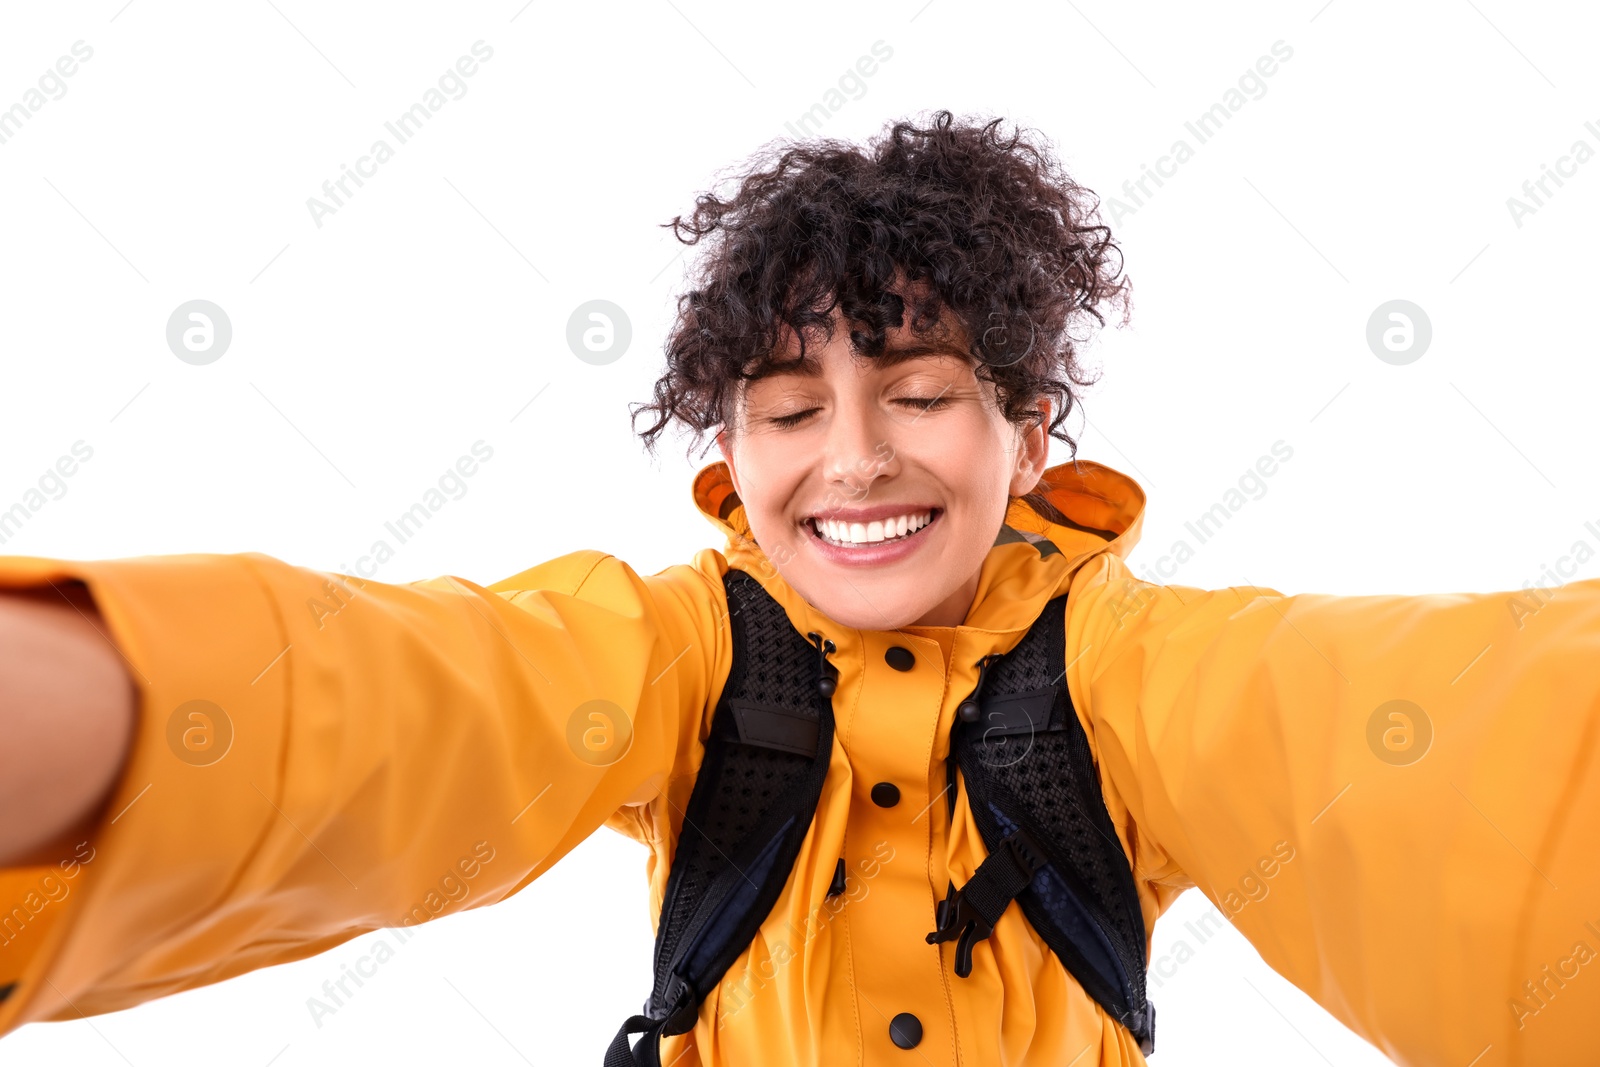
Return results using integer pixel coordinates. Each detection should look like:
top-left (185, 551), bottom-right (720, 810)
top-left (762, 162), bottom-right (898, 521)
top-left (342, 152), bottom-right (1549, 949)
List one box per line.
top-left (806, 508), bottom-right (943, 548)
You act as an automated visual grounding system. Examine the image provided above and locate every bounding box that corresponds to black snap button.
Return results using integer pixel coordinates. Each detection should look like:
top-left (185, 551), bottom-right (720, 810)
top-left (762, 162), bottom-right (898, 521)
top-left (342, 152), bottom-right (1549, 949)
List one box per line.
top-left (889, 1012), bottom-right (923, 1049)
top-left (870, 782), bottom-right (901, 807)
top-left (885, 645), bottom-right (915, 671)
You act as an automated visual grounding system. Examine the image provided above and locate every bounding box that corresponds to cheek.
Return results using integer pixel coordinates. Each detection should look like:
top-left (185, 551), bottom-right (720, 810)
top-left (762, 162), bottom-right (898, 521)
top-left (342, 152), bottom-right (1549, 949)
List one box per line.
top-left (945, 438), bottom-right (1022, 553)
top-left (731, 438), bottom-right (806, 533)
top-left (917, 419), bottom-right (1014, 510)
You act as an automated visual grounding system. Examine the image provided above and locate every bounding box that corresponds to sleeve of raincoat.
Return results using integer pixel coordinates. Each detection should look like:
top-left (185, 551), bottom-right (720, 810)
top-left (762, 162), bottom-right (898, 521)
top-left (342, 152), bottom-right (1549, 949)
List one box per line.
top-left (1065, 550), bottom-right (1600, 1067)
top-left (0, 548), bottom-right (726, 1034)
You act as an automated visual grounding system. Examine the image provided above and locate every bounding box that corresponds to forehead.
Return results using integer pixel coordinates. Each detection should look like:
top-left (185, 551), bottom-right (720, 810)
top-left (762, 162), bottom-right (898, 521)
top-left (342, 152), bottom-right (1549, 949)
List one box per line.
top-left (756, 336), bottom-right (973, 381)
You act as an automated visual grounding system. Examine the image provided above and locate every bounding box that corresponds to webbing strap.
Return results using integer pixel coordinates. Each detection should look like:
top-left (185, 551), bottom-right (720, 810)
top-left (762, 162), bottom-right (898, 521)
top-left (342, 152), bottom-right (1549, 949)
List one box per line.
top-left (604, 1013), bottom-right (667, 1067)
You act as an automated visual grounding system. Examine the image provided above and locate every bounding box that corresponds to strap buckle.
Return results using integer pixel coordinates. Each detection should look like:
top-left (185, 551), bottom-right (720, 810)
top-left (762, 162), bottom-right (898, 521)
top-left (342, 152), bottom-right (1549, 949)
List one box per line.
top-left (925, 828), bottom-right (1048, 977)
top-left (927, 880), bottom-right (996, 977)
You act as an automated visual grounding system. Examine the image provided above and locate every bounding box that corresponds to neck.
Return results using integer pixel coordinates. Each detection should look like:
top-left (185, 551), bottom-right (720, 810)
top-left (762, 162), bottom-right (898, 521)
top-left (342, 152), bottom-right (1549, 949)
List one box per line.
top-left (910, 568), bottom-right (980, 627)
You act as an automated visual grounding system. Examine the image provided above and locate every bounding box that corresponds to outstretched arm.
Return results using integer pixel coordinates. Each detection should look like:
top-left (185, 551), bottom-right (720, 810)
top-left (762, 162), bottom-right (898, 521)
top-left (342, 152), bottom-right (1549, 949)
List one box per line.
top-left (0, 549), bottom-right (728, 1035)
top-left (1066, 551), bottom-right (1600, 1067)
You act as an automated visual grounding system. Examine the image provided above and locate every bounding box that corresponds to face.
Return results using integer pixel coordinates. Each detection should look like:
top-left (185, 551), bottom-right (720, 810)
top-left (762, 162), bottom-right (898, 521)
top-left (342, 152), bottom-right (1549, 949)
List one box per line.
top-left (716, 309), bottom-right (1052, 631)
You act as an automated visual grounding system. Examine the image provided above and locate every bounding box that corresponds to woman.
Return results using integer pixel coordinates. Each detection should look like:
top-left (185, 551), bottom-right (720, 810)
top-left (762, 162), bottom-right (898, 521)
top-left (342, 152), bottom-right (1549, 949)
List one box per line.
top-left (1, 112), bottom-right (1596, 1066)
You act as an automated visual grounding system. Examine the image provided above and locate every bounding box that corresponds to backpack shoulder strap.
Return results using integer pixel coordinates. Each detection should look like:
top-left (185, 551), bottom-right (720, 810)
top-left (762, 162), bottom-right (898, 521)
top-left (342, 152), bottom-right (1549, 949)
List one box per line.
top-left (927, 593), bottom-right (1157, 1054)
top-left (606, 567), bottom-right (837, 1067)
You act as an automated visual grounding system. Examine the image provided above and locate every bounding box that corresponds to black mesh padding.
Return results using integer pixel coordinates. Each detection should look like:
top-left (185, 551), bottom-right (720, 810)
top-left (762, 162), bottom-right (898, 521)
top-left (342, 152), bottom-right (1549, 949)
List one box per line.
top-left (984, 614), bottom-right (1055, 701)
top-left (978, 724), bottom-right (1139, 951)
top-left (656, 745), bottom-right (807, 958)
top-left (729, 572), bottom-right (826, 705)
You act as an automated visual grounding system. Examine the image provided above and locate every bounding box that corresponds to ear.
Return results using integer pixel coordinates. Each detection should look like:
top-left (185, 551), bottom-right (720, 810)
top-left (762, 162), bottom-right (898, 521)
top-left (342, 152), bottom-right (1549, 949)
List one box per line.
top-left (716, 426), bottom-right (742, 498)
top-left (1007, 397), bottom-right (1053, 498)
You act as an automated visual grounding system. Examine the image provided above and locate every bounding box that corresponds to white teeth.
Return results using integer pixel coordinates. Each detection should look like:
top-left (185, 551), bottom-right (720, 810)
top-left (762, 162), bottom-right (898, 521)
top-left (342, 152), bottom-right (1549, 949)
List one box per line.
top-left (814, 510), bottom-right (934, 546)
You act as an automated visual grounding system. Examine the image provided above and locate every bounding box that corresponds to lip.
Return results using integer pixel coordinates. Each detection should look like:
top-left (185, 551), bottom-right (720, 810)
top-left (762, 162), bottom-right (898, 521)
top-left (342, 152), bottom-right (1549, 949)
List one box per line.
top-left (802, 508), bottom-right (942, 568)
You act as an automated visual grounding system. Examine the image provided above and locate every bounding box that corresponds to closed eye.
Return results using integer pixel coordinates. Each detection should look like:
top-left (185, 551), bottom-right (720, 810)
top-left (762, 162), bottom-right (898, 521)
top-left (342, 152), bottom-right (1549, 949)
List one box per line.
top-left (767, 408), bottom-right (819, 428)
top-left (766, 396), bottom-right (949, 429)
top-left (896, 396), bottom-right (950, 413)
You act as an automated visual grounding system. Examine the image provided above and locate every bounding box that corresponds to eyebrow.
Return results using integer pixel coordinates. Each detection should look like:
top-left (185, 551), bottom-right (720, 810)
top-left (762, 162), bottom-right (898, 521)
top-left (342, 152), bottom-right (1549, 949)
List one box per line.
top-left (766, 339), bottom-right (971, 378)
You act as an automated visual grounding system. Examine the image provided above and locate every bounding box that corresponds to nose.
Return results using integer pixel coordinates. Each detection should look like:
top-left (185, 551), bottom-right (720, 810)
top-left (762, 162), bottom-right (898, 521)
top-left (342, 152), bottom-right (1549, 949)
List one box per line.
top-left (821, 394), bottom-right (899, 505)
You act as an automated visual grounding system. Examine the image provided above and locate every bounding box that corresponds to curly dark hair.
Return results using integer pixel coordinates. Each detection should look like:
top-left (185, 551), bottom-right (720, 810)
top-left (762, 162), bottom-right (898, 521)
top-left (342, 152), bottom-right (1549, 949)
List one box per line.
top-left (631, 109), bottom-right (1130, 514)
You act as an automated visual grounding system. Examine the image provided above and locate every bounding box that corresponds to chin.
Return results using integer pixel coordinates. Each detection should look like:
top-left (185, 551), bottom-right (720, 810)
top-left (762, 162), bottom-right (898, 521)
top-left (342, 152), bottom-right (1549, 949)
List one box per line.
top-left (812, 591), bottom-right (927, 632)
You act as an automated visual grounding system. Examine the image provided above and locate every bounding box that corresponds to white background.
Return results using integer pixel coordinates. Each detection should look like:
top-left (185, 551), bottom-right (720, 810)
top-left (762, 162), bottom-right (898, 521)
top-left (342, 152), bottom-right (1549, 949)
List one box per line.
top-left (2, 1), bottom-right (1597, 1064)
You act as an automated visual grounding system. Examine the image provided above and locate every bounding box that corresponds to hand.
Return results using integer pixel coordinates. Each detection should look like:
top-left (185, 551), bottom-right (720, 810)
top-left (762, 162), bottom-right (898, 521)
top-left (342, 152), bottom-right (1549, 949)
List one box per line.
top-left (0, 581), bottom-right (136, 867)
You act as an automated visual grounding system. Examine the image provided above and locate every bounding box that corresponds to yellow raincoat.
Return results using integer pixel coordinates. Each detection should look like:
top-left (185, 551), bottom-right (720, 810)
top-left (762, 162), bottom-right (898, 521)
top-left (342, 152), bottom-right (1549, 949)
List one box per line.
top-left (1, 458), bottom-right (1597, 1066)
